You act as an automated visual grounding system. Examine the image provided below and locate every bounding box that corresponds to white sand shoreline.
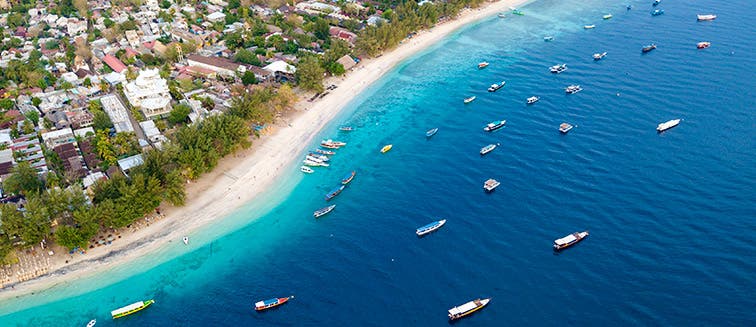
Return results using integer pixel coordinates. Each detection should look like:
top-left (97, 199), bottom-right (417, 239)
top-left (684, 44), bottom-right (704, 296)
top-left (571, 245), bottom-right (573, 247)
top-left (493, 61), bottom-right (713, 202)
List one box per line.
top-left (0, 0), bottom-right (527, 303)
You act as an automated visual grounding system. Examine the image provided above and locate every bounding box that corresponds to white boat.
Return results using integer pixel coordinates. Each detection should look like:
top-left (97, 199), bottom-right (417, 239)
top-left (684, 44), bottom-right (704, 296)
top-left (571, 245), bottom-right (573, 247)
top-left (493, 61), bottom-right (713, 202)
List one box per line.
top-left (657, 119), bottom-right (680, 132)
top-left (301, 166), bottom-right (314, 174)
top-left (480, 143), bottom-right (498, 155)
top-left (544, 36), bottom-right (554, 42)
top-left (86, 320), bottom-right (96, 327)
top-left (565, 85), bottom-right (582, 94)
top-left (484, 179), bottom-right (500, 192)
top-left (498, 13), bottom-right (506, 18)
top-left (550, 64), bottom-right (567, 73)
top-left (559, 123), bottom-right (574, 133)
top-left (305, 155), bottom-right (324, 163)
top-left (697, 14), bottom-right (717, 21)
top-left (527, 96), bottom-right (540, 104)
top-left (603, 14), bottom-right (613, 20)
top-left (487, 81), bottom-right (506, 92)
top-left (308, 153), bottom-right (330, 161)
top-left (182, 237), bottom-right (188, 245)
top-left (584, 24), bottom-right (596, 29)
top-left (448, 298), bottom-right (491, 320)
top-left (416, 219), bottom-right (446, 236)
top-left (478, 61), bottom-right (489, 69)
top-left (314, 205), bottom-right (336, 218)
top-left (593, 52), bottom-right (607, 60)
top-left (303, 160), bottom-right (329, 167)
top-left (554, 231), bottom-right (589, 250)
top-left (464, 96), bottom-right (476, 104)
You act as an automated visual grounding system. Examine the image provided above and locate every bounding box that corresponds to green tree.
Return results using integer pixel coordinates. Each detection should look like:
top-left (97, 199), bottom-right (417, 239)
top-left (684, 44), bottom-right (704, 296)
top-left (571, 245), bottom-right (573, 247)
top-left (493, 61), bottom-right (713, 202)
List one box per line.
top-left (17, 196), bottom-right (51, 246)
top-left (3, 162), bottom-right (44, 196)
top-left (234, 49), bottom-right (261, 66)
top-left (295, 56), bottom-right (325, 93)
top-left (241, 71), bottom-right (257, 85)
top-left (168, 104), bottom-right (191, 125)
top-left (0, 99), bottom-right (14, 110)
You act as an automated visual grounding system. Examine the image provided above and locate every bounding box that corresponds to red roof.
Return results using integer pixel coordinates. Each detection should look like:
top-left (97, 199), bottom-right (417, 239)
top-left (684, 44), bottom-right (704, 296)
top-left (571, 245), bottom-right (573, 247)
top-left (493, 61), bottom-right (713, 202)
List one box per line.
top-left (102, 54), bottom-right (127, 73)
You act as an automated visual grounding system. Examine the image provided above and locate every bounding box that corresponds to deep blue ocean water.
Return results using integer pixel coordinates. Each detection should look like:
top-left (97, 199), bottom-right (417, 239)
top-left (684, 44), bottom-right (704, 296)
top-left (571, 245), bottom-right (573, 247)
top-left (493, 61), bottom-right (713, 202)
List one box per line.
top-left (2, 0), bottom-right (755, 325)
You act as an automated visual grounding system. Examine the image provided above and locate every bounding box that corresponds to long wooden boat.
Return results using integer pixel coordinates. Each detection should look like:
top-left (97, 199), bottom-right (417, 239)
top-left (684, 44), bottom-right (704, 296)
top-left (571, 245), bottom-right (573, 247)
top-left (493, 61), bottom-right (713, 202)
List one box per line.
top-left (416, 219), bottom-right (446, 236)
top-left (314, 205), bottom-right (336, 218)
top-left (553, 231), bottom-right (589, 251)
top-left (111, 299), bottom-right (155, 319)
top-left (448, 298), bottom-right (491, 320)
top-left (341, 171), bottom-right (356, 185)
top-left (426, 128), bottom-right (439, 137)
top-left (381, 144), bottom-right (393, 153)
top-left (255, 296), bottom-right (293, 311)
top-left (325, 185), bottom-right (345, 201)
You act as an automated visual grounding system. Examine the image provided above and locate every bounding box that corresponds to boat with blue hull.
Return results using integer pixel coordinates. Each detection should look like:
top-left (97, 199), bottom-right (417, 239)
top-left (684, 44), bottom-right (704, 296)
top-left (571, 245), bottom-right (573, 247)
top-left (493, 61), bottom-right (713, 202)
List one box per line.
top-left (416, 219), bottom-right (446, 236)
top-left (325, 185), bottom-right (345, 201)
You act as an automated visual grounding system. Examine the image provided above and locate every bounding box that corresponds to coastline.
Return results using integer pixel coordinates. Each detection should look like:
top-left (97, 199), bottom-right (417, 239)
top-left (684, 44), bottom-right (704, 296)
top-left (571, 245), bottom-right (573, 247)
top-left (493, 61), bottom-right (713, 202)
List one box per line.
top-left (0, 0), bottom-right (527, 303)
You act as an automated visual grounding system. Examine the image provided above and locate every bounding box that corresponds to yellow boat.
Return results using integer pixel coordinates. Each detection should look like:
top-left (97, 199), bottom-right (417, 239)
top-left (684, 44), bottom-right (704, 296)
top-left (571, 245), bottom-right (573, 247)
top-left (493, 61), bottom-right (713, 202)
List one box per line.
top-left (380, 144), bottom-right (393, 153)
top-left (111, 299), bottom-right (155, 319)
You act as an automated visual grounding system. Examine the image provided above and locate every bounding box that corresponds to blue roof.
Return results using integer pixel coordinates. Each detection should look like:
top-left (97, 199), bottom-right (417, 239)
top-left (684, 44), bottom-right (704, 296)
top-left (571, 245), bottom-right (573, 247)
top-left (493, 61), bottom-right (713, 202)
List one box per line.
top-left (417, 221), bottom-right (440, 231)
top-left (263, 298), bottom-right (278, 305)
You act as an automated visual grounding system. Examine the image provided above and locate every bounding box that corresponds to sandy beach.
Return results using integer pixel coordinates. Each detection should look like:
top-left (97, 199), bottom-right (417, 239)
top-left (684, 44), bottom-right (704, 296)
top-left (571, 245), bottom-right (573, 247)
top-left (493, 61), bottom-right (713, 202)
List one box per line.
top-left (0, 0), bottom-right (527, 301)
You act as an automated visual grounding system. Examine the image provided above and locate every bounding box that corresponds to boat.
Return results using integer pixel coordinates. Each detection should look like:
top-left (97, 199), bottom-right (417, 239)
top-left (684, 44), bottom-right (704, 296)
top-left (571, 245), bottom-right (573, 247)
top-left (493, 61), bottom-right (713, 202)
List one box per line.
top-left (497, 13), bottom-right (506, 18)
top-left (559, 122), bottom-right (574, 133)
top-left (697, 41), bottom-right (711, 49)
top-left (627, 4), bottom-right (632, 10)
top-left (549, 64), bottom-right (567, 74)
top-left (584, 24), bottom-right (596, 29)
top-left (86, 320), bottom-right (96, 327)
top-left (303, 160), bottom-right (328, 167)
top-left (325, 185), bottom-right (345, 201)
top-left (652, 0), bottom-right (661, 6)
top-left (255, 296), bottom-right (293, 311)
top-left (483, 179), bottom-right (500, 192)
top-left (307, 153), bottom-right (330, 161)
top-left (527, 96), bottom-right (540, 104)
top-left (339, 126), bottom-right (353, 131)
top-left (321, 139), bottom-right (346, 149)
top-left (111, 299), bottom-right (155, 319)
top-left (697, 14), bottom-right (717, 21)
top-left (315, 149), bottom-right (335, 155)
top-left (448, 298), bottom-right (491, 320)
top-left (642, 44), bottom-right (657, 53)
top-left (483, 120), bottom-right (506, 132)
top-left (305, 155), bottom-right (324, 163)
top-left (565, 85), bottom-right (582, 94)
top-left (511, 9), bottom-right (524, 16)
top-left (416, 219), bottom-right (446, 236)
top-left (554, 231), bottom-right (589, 251)
top-left (300, 166), bottom-right (314, 174)
top-left (426, 128), bottom-right (439, 137)
top-left (380, 144), bottom-right (393, 153)
top-left (657, 119), bottom-right (680, 132)
top-left (651, 9), bottom-right (664, 16)
top-left (314, 205), bottom-right (336, 218)
top-left (603, 14), bottom-right (613, 20)
top-left (478, 61), bottom-right (489, 69)
top-left (593, 52), bottom-right (607, 60)
top-left (487, 81), bottom-right (505, 92)
top-left (182, 236), bottom-right (189, 245)
top-left (544, 36), bottom-right (554, 42)
top-left (480, 143), bottom-right (498, 155)
top-left (341, 171), bottom-right (356, 185)
top-left (464, 96), bottom-right (476, 104)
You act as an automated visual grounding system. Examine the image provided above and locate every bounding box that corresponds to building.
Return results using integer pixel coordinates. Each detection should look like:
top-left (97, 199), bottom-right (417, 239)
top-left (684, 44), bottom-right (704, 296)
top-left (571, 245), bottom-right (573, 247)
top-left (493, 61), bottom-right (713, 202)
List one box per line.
top-left (100, 94), bottom-right (135, 133)
top-left (263, 61), bottom-right (296, 82)
top-left (117, 154), bottom-right (144, 174)
top-left (138, 120), bottom-right (167, 147)
top-left (123, 69), bottom-right (172, 118)
top-left (40, 128), bottom-right (75, 148)
top-left (206, 12), bottom-right (226, 22)
top-left (337, 55), bottom-right (358, 70)
top-left (186, 54), bottom-right (245, 77)
top-left (102, 54), bottom-right (127, 73)
top-left (329, 27), bottom-right (357, 44)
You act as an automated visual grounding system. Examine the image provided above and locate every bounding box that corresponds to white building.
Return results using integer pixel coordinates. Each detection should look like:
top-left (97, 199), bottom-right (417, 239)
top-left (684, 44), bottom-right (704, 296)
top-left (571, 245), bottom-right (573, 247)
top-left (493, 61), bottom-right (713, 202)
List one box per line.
top-left (100, 94), bottom-right (135, 133)
top-left (123, 69), bottom-right (172, 118)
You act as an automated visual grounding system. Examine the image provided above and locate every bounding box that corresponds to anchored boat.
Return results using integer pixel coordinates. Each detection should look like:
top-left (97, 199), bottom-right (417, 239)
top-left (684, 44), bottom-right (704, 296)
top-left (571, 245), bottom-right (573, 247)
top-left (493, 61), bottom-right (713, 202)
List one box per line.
top-left (653, 0), bottom-right (661, 6)
top-left (483, 120), bottom-right (506, 132)
top-left (483, 179), bottom-right (500, 192)
top-left (651, 9), bottom-right (664, 16)
top-left (314, 205), bottom-right (336, 218)
top-left (255, 296), bottom-right (293, 311)
top-left (380, 144), bottom-right (393, 153)
top-left (325, 185), bottom-right (345, 201)
top-left (657, 119), bottom-right (680, 132)
top-left (550, 64), bottom-right (567, 73)
top-left (554, 231), bottom-right (589, 251)
top-left (544, 36), bottom-right (554, 42)
top-left (697, 14), bottom-right (716, 21)
top-left (487, 81), bottom-right (506, 92)
top-left (464, 96), bottom-right (476, 104)
top-left (426, 128), bottom-right (439, 137)
top-left (559, 123), bottom-right (574, 133)
top-left (480, 143), bottom-right (498, 155)
top-left (321, 139), bottom-right (346, 149)
top-left (478, 61), bottom-right (489, 69)
top-left (86, 320), bottom-right (96, 327)
top-left (565, 85), bottom-right (582, 94)
top-left (527, 96), bottom-right (540, 104)
top-left (339, 126), bottom-right (353, 132)
top-left (301, 166), bottom-right (314, 174)
top-left (584, 24), bottom-right (596, 29)
top-left (416, 219), bottom-right (446, 236)
top-left (111, 299), bottom-right (155, 319)
top-left (341, 171), bottom-right (356, 185)
top-left (697, 42), bottom-right (711, 49)
top-left (593, 52), bottom-right (607, 60)
top-left (642, 44), bottom-right (657, 53)
top-left (448, 298), bottom-right (491, 320)
top-left (603, 14), bottom-right (613, 20)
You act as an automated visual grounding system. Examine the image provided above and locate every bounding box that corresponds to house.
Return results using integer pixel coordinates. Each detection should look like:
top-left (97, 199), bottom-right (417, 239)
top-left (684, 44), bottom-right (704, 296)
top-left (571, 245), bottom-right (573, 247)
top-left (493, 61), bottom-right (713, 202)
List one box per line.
top-left (206, 12), bottom-right (226, 23)
top-left (138, 120), bottom-right (167, 146)
top-left (125, 30), bottom-right (141, 48)
top-left (53, 142), bottom-right (87, 178)
top-left (100, 94), bottom-right (135, 133)
top-left (263, 61), bottom-right (296, 82)
top-left (40, 128), bottom-right (76, 148)
top-left (337, 55), bottom-right (357, 70)
top-left (82, 171), bottom-right (107, 189)
top-left (329, 27), bottom-right (357, 44)
top-left (186, 54), bottom-right (245, 77)
top-left (102, 54), bottom-right (127, 73)
top-left (67, 19), bottom-right (88, 35)
top-left (117, 154), bottom-right (144, 174)
top-left (123, 69), bottom-right (172, 118)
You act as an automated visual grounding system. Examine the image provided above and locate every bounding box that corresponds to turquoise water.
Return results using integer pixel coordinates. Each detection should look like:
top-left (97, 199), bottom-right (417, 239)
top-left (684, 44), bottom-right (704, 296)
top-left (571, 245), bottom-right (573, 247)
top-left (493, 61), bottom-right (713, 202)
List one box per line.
top-left (2, 0), bottom-right (756, 325)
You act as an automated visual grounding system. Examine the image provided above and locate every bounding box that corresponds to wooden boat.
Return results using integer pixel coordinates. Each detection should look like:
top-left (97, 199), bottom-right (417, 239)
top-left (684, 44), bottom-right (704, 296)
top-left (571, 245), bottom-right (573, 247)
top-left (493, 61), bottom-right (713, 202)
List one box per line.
top-left (321, 139), bottom-right (346, 149)
top-left (559, 123), bottom-right (574, 133)
top-left (111, 300), bottom-right (155, 319)
top-left (480, 143), bottom-right (498, 155)
top-left (603, 14), bottom-right (613, 20)
top-left (553, 231), bottom-right (589, 250)
top-left (478, 61), bottom-right (489, 69)
top-left (448, 298), bottom-right (491, 320)
top-left (341, 171), bottom-right (356, 185)
top-left (339, 126), bottom-right (354, 131)
top-left (527, 96), bottom-right (540, 104)
top-left (380, 144), bottom-right (393, 153)
top-left (255, 296), bottom-right (293, 311)
top-left (697, 42), bottom-right (711, 49)
top-left (315, 149), bottom-right (335, 155)
top-left (483, 179), bottom-right (500, 192)
top-left (416, 219), bottom-right (446, 236)
top-left (426, 128), bottom-right (439, 137)
top-left (697, 14), bottom-right (716, 21)
top-left (657, 119), bottom-right (680, 132)
top-left (301, 166), bottom-right (315, 174)
top-left (584, 24), bottom-right (596, 29)
top-left (314, 205), bottom-right (336, 218)
top-left (642, 44), bottom-right (657, 53)
top-left (325, 185), bottom-right (345, 201)
top-left (464, 96), bottom-right (476, 104)
top-left (483, 120), bottom-right (506, 132)
top-left (651, 9), bottom-right (664, 16)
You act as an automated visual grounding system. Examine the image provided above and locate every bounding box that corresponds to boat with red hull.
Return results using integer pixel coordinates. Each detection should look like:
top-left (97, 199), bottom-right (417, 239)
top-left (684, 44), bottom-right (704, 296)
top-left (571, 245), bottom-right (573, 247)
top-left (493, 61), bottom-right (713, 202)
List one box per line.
top-left (255, 296), bottom-right (293, 311)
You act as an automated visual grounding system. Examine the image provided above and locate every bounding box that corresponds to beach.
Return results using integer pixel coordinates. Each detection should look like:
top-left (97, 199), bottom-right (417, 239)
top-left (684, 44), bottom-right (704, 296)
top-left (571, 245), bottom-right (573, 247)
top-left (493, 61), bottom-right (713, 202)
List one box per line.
top-left (0, 0), bottom-right (527, 300)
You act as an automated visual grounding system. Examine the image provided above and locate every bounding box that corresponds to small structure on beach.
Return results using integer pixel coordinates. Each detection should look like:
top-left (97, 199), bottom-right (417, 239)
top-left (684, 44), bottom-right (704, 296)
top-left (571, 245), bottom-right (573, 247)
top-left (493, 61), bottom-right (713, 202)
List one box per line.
top-left (337, 55), bottom-right (358, 71)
